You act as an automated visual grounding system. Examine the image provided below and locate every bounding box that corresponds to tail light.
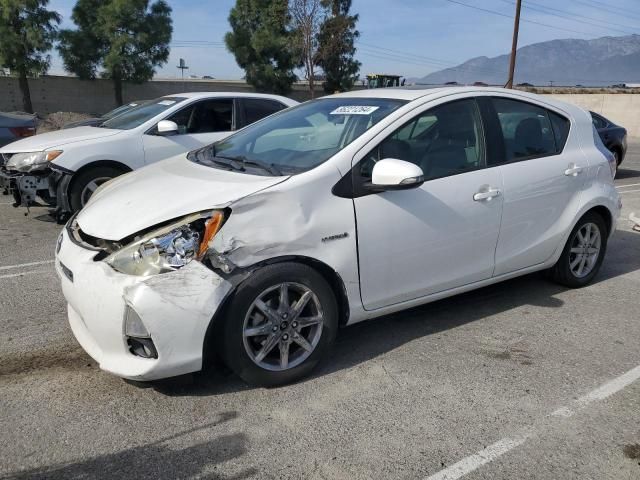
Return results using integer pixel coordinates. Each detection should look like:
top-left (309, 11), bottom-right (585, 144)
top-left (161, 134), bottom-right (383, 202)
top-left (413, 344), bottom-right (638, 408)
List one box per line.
top-left (9, 126), bottom-right (36, 138)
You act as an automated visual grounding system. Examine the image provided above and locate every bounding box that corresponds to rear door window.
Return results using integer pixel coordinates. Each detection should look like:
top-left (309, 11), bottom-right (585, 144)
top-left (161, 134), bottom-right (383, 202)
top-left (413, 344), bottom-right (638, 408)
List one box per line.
top-left (241, 99), bottom-right (287, 127)
top-left (492, 98), bottom-right (557, 162)
top-left (166, 99), bottom-right (234, 134)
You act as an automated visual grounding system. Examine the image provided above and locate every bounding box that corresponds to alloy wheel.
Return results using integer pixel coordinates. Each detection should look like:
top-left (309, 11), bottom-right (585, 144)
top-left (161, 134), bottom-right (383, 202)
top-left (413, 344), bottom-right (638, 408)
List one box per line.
top-left (569, 222), bottom-right (601, 278)
top-left (80, 176), bottom-right (112, 207)
top-left (242, 282), bottom-right (324, 372)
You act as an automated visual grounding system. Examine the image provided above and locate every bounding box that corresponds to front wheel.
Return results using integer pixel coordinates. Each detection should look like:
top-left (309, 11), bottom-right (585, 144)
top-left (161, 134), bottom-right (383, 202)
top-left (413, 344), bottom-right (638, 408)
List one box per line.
top-left (220, 263), bottom-right (338, 387)
top-left (550, 211), bottom-right (608, 288)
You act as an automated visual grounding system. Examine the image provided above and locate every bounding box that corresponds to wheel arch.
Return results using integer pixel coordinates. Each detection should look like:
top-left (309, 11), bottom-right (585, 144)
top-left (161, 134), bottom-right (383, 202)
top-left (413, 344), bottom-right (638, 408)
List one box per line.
top-left (69, 160), bottom-right (132, 183)
top-left (55, 160), bottom-right (133, 215)
top-left (201, 255), bottom-right (351, 367)
top-left (587, 205), bottom-right (613, 236)
top-left (65, 160), bottom-right (132, 206)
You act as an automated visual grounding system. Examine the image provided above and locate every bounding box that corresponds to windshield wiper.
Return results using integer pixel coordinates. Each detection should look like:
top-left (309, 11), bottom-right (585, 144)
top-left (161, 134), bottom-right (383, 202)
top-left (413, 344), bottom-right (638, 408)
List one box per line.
top-left (215, 154), bottom-right (283, 176)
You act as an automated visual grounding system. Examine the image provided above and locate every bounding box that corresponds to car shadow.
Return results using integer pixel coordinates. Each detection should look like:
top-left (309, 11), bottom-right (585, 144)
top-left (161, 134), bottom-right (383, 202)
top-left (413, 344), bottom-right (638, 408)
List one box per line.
top-left (152, 229), bottom-right (640, 397)
top-left (2, 412), bottom-right (257, 480)
top-left (616, 167), bottom-right (640, 180)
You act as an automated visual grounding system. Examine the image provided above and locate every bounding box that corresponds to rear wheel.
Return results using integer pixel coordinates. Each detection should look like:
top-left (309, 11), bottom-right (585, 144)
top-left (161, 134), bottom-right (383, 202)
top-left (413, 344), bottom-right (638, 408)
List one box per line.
top-left (220, 263), bottom-right (338, 387)
top-left (550, 211), bottom-right (608, 288)
top-left (69, 166), bottom-right (125, 212)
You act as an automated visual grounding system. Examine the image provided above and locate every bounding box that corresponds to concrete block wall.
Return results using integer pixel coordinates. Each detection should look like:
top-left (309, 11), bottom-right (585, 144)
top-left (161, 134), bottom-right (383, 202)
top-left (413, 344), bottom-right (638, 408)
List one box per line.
top-left (1, 76), bottom-right (638, 138)
top-left (0, 75), bottom-right (325, 115)
top-left (546, 94), bottom-right (640, 139)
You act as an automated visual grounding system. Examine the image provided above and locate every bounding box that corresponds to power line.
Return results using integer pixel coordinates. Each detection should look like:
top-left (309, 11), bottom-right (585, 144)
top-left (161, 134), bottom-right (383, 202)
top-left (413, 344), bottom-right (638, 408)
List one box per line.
top-left (575, 0), bottom-right (640, 16)
top-left (357, 42), bottom-right (515, 76)
top-left (570, 0), bottom-right (640, 22)
top-left (444, 0), bottom-right (595, 36)
top-left (498, 0), bottom-right (639, 35)
top-left (357, 45), bottom-right (511, 79)
top-left (525, 0), bottom-right (640, 32)
top-left (357, 43), bottom-right (633, 84)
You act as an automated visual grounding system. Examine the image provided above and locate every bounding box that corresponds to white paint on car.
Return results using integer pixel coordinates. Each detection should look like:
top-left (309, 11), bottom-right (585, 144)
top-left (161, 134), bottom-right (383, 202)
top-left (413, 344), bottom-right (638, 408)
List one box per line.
top-left (54, 86), bottom-right (621, 383)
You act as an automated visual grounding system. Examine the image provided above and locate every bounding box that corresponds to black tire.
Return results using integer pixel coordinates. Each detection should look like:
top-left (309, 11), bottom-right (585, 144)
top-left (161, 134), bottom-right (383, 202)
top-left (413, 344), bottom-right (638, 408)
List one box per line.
top-left (219, 262), bottom-right (338, 387)
top-left (550, 211), bottom-right (608, 288)
top-left (69, 166), bottom-right (124, 212)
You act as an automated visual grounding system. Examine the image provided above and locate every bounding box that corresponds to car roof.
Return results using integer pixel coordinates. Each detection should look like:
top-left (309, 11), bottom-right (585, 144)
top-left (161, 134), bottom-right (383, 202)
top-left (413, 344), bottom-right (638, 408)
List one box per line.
top-left (161, 91), bottom-right (297, 104)
top-left (327, 86), bottom-right (585, 118)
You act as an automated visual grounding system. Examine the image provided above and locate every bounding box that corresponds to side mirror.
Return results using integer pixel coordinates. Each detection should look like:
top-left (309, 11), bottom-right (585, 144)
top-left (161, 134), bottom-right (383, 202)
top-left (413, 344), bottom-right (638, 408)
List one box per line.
top-left (369, 158), bottom-right (424, 190)
top-left (156, 120), bottom-right (179, 136)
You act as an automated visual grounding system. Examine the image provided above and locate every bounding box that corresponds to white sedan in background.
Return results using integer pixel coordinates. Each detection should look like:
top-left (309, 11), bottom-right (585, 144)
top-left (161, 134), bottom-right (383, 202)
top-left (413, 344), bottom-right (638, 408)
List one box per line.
top-left (55, 87), bottom-right (620, 387)
top-left (0, 92), bottom-right (297, 218)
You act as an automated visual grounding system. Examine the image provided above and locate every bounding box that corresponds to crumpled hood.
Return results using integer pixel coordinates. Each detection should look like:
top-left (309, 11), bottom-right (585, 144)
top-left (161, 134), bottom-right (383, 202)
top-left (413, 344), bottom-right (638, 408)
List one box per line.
top-left (77, 155), bottom-right (289, 240)
top-left (0, 126), bottom-right (121, 153)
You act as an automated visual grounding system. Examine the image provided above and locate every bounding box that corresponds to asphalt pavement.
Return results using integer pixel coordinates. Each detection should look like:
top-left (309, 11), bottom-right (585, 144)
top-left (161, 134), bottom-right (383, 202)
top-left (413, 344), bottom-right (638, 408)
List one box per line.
top-left (1, 143), bottom-right (639, 480)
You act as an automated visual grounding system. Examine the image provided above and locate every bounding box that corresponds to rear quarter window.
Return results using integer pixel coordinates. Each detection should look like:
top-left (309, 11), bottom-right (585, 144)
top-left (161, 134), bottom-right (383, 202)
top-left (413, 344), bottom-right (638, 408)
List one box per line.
top-left (549, 112), bottom-right (570, 153)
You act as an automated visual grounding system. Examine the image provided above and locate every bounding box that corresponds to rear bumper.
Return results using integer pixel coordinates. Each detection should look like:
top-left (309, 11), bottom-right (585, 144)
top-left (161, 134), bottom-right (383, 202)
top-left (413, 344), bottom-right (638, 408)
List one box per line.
top-left (56, 226), bottom-right (233, 381)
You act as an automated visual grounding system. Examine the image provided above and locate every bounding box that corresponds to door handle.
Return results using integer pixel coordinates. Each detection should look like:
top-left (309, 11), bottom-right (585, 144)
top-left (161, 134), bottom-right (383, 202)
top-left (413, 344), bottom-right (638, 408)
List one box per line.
top-left (564, 164), bottom-right (584, 176)
top-left (473, 187), bottom-right (501, 201)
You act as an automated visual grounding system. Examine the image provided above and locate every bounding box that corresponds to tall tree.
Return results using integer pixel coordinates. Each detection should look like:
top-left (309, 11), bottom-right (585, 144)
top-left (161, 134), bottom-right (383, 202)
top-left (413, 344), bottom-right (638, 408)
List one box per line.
top-left (225, 0), bottom-right (297, 95)
top-left (58, 0), bottom-right (172, 106)
top-left (289, 0), bottom-right (325, 99)
top-left (0, 0), bottom-right (60, 113)
top-left (316, 0), bottom-right (360, 94)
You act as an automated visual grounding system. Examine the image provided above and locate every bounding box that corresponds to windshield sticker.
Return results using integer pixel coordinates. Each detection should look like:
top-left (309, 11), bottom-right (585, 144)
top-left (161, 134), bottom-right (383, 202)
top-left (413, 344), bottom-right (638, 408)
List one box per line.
top-left (330, 106), bottom-right (379, 115)
top-left (158, 100), bottom-right (176, 106)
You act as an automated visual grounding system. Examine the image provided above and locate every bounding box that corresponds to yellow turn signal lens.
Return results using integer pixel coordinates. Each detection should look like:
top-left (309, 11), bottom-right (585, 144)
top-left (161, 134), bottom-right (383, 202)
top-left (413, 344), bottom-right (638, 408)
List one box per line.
top-left (197, 212), bottom-right (224, 259)
top-left (46, 150), bottom-right (63, 162)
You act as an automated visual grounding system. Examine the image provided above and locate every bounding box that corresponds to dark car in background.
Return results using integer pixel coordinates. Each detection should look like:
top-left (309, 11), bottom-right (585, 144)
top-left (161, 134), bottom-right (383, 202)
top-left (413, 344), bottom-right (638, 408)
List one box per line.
top-left (591, 111), bottom-right (627, 176)
top-left (62, 100), bottom-right (149, 129)
top-left (0, 112), bottom-right (37, 147)
top-left (0, 112), bottom-right (37, 194)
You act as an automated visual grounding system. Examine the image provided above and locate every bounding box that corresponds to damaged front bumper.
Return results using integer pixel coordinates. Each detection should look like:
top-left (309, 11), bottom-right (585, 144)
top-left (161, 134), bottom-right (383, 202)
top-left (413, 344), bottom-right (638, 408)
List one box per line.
top-left (0, 165), bottom-right (73, 219)
top-left (0, 167), bottom-right (58, 208)
top-left (55, 226), bottom-right (232, 381)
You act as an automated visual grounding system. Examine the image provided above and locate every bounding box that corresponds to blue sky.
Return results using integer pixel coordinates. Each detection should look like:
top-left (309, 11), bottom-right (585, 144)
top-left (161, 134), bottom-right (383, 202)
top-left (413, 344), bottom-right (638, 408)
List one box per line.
top-left (47, 0), bottom-right (640, 80)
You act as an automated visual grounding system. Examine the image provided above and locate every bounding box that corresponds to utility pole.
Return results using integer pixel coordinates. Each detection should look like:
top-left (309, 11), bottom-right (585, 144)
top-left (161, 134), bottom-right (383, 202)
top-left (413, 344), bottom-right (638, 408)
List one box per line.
top-left (505, 0), bottom-right (522, 89)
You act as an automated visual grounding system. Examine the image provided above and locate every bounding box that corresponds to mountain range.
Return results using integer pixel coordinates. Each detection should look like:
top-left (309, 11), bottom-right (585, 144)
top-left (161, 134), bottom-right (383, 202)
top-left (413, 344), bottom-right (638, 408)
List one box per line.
top-left (414, 34), bottom-right (640, 86)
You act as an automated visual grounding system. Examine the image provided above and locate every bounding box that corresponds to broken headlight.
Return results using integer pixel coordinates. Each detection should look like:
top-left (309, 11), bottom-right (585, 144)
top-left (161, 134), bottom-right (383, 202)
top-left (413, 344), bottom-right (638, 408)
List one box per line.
top-left (106, 211), bottom-right (224, 276)
top-left (6, 150), bottom-right (63, 172)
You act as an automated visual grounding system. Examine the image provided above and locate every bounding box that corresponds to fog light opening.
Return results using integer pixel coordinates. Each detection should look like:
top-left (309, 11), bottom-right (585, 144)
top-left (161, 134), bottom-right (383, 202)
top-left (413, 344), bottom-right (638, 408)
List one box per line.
top-left (124, 305), bottom-right (150, 338)
top-left (127, 337), bottom-right (158, 359)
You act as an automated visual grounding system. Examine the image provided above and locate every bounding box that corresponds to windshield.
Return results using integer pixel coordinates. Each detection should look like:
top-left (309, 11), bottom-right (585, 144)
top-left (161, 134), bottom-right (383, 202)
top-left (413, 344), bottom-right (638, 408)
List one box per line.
top-left (102, 100), bottom-right (149, 120)
top-left (101, 97), bottom-right (186, 130)
top-left (189, 97), bottom-right (406, 175)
